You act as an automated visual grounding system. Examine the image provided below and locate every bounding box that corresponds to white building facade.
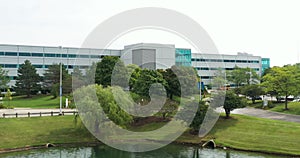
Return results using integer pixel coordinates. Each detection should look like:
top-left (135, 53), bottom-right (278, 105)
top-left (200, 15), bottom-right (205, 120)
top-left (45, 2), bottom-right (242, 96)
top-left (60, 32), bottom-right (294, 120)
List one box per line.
top-left (0, 43), bottom-right (269, 89)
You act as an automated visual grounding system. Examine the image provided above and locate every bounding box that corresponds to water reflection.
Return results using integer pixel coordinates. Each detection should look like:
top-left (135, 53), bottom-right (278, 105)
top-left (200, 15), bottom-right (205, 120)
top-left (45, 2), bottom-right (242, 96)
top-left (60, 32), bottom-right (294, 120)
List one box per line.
top-left (1, 144), bottom-right (280, 158)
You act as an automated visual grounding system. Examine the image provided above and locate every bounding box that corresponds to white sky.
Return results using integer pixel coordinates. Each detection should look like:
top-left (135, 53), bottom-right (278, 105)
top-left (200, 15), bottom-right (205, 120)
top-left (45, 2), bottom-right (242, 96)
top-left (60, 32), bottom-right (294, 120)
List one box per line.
top-left (1, 0), bottom-right (300, 66)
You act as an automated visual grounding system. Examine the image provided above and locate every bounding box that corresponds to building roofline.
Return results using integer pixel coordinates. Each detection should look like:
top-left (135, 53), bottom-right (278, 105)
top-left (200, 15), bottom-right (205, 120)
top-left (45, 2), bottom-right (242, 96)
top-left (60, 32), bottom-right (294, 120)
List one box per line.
top-left (0, 43), bottom-right (122, 51)
top-left (191, 52), bottom-right (262, 58)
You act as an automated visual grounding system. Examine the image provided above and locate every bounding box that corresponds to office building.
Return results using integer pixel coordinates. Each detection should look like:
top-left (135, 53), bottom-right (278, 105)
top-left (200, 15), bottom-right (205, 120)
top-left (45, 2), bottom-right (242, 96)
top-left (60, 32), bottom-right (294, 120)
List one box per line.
top-left (0, 43), bottom-right (269, 88)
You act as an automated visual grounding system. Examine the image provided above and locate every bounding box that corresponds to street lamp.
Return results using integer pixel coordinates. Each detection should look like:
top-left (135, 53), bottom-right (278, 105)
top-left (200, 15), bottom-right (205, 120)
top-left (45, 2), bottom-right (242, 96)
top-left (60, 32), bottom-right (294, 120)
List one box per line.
top-left (59, 46), bottom-right (63, 115)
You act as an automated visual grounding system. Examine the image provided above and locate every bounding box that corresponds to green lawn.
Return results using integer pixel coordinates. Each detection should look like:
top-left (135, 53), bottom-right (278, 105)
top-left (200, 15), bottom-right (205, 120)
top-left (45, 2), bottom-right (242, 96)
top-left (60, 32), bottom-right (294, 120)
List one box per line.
top-left (206, 114), bottom-right (300, 156)
top-left (126, 114), bottom-right (300, 156)
top-left (6, 95), bottom-right (68, 109)
top-left (0, 116), bottom-right (96, 149)
top-left (270, 102), bottom-right (300, 115)
top-left (1, 115), bottom-right (300, 156)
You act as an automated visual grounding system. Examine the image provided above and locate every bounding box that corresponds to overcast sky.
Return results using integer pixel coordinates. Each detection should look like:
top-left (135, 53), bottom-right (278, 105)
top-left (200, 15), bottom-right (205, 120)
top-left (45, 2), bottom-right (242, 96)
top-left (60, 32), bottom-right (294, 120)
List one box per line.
top-left (1, 0), bottom-right (300, 66)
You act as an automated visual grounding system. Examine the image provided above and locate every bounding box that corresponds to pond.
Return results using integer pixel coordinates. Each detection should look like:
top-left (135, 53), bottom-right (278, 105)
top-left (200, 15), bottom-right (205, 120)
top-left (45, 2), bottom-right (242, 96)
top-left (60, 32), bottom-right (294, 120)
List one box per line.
top-left (1, 144), bottom-right (281, 158)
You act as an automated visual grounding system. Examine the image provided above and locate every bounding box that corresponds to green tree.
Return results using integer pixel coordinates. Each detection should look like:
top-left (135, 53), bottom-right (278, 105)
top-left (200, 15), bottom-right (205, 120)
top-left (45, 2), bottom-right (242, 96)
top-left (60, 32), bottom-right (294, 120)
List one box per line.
top-left (241, 84), bottom-right (264, 104)
top-left (0, 66), bottom-right (9, 90)
top-left (4, 88), bottom-right (12, 106)
top-left (223, 90), bottom-right (247, 118)
top-left (15, 60), bottom-right (41, 97)
top-left (262, 65), bottom-right (300, 110)
top-left (126, 64), bottom-right (141, 90)
top-left (43, 63), bottom-right (70, 97)
top-left (73, 85), bottom-right (133, 133)
top-left (157, 100), bottom-right (178, 120)
top-left (211, 68), bottom-right (227, 89)
top-left (227, 66), bottom-right (259, 88)
top-left (189, 101), bottom-right (208, 133)
top-left (71, 67), bottom-right (85, 90)
top-left (132, 69), bottom-right (167, 97)
top-left (95, 56), bottom-right (128, 87)
top-left (160, 66), bottom-right (198, 100)
top-left (85, 62), bottom-right (97, 85)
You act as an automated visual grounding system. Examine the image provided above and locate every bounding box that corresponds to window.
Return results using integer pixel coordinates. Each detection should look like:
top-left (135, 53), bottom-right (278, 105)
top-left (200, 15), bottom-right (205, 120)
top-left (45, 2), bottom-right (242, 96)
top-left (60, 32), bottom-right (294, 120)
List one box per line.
top-left (5, 52), bottom-right (18, 56)
top-left (62, 54), bottom-right (68, 58)
top-left (91, 55), bottom-right (100, 59)
top-left (68, 65), bottom-right (74, 69)
top-left (79, 55), bottom-right (90, 58)
top-left (224, 59), bottom-right (235, 62)
top-left (32, 53), bottom-right (43, 57)
top-left (9, 76), bottom-right (17, 80)
top-left (68, 54), bottom-right (77, 58)
top-left (79, 65), bottom-right (89, 69)
top-left (201, 76), bottom-right (211, 79)
top-left (19, 52), bottom-right (31, 56)
top-left (44, 53), bottom-right (56, 57)
top-left (5, 64), bottom-right (18, 68)
top-left (0, 52), bottom-right (4, 56)
top-left (33, 65), bottom-right (43, 68)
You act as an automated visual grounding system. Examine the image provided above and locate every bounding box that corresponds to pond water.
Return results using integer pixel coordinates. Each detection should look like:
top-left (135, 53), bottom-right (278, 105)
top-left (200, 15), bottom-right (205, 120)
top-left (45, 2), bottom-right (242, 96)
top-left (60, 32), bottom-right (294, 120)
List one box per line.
top-left (1, 144), bottom-right (281, 158)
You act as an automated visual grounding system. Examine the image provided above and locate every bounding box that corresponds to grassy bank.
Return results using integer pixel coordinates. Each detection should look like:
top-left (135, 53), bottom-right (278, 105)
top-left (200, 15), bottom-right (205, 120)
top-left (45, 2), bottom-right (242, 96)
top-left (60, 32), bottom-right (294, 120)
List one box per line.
top-left (0, 114), bottom-right (300, 156)
top-left (5, 95), bottom-right (68, 109)
top-left (205, 114), bottom-right (300, 156)
top-left (0, 116), bottom-right (95, 149)
top-left (270, 102), bottom-right (300, 115)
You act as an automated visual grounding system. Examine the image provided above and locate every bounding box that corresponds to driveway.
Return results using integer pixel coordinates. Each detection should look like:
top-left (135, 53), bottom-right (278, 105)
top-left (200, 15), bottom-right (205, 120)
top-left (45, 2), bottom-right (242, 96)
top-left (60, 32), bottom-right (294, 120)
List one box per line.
top-left (231, 107), bottom-right (300, 123)
top-left (0, 108), bottom-right (77, 118)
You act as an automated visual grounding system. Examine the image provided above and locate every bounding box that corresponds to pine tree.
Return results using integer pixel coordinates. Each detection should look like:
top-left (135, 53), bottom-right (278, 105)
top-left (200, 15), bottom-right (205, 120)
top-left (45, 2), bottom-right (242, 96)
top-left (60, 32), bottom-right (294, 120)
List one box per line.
top-left (0, 66), bottom-right (9, 90)
top-left (15, 60), bottom-right (41, 97)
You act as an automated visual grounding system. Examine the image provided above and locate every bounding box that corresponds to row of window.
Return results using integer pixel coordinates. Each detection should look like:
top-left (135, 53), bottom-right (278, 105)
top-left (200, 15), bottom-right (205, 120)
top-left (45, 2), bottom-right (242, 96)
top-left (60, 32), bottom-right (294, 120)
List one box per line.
top-left (0, 64), bottom-right (89, 69)
top-left (195, 67), bottom-right (260, 71)
top-left (191, 58), bottom-right (260, 63)
top-left (0, 51), bottom-right (110, 59)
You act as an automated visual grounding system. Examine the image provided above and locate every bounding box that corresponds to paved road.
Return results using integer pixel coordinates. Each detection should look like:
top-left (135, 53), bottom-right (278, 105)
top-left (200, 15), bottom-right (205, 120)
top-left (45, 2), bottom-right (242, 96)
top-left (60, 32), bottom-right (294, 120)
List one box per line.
top-left (0, 108), bottom-right (77, 118)
top-left (231, 107), bottom-right (300, 123)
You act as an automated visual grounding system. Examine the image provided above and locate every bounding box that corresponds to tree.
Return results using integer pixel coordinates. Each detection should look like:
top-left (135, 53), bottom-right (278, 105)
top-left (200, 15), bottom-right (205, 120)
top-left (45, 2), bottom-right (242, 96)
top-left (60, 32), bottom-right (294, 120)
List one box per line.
top-left (73, 85), bottom-right (133, 134)
top-left (4, 88), bottom-right (12, 106)
top-left (43, 63), bottom-right (70, 97)
top-left (95, 56), bottom-right (128, 87)
top-left (157, 100), bottom-right (178, 120)
top-left (0, 66), bottom-right (9, 90)
top-left (126, 64), bottom-right (141, 90)
top-left (15, 60), bottom-right (41, 97)
top-left (189, 101), bottom-right (208, 133)
top-left (85, 62), bottom-right (97, 85)
top-left (262, 65), bottom-right (300, 110)
top-left (211, 68), bottom-right (227, 89)
top-left (227, 66), bottom-right (259, 88)
top-left (160, 66), bottom-right (198, 100)
top-left (132, 69), bottom-right (167, 97)
top-left (241, 84), bottom-right (264, 104)
top-left (223, 90), bottom-right (247, 118)
top-left (71, 67), bottom-right (85, 90)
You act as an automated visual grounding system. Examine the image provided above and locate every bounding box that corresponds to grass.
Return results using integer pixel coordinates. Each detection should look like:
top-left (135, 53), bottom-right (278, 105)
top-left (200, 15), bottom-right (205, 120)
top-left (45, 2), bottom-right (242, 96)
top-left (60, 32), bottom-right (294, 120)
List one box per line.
top-left (270, 102), bottom-right (300, 115)
top-left (1, 114), bottom-right (300, 156)
top-left (124, 114), bottom-right (300, 156)
top-left (0, 116), bottom-right (95, 149)
top-left (4, 95), bottom-right (68, 109)
top-left (206, 114), bottom-right (300, 156)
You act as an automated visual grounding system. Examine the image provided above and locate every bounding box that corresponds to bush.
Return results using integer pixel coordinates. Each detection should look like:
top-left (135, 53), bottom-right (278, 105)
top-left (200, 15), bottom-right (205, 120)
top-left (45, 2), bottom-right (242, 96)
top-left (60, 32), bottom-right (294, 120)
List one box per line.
top-left (0, 103), bottom-right (14, 109)
top-left (267, 101), bottom-right (274, 108)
